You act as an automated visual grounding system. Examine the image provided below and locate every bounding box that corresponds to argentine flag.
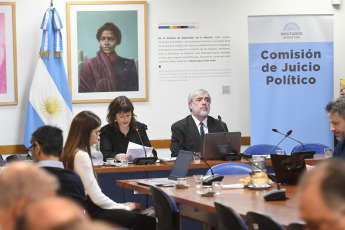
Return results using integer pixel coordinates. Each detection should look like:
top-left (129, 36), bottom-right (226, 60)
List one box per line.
top-left (24, 7), bottom-right (72, 148)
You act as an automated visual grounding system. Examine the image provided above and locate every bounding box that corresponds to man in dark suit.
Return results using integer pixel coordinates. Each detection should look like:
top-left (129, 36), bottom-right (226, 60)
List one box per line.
top-left (29, 125), bottom-right (85, 204)
top-left (170, 89), bottom-right (228, 157)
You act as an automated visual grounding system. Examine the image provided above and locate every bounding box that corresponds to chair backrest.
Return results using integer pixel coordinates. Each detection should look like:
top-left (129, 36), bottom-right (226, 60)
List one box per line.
top-left (214, 202), bottom-right (247, 230)
top-left (150, 185), bottom-right (180, 230)
top-left (246, 211), bottom-right (286, 230)
top-left (243, 144), bottom-right (284, 155)
top-left (206, 162), bottom-right (252, 176)
top-left (287, 221), bottom-right (306, 230)
top-left (291, 143), bottom-right (330, 154)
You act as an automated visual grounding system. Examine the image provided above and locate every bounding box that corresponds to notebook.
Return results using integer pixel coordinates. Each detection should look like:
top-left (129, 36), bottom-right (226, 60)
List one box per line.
top-left (137, 150), bottom-right (193, 186)
top-left (203, 132), bottom-right (241, 160)
top-left (270, 154), bottom-right (306, 185)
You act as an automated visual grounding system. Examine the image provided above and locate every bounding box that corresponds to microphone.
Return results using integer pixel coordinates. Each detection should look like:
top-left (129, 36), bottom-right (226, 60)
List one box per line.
top-left (239, 153), bottom-right (287, 201)
top-left (176, 139), bottom-right (224, 185)
top-left (264, 130), bottom-right (292, 158)
top-left (132, 128), bottom-right (157, 165)
top-left (218, 115), bottom-right (241, 161)
top-left (272, 129), bottom-right (315, 159)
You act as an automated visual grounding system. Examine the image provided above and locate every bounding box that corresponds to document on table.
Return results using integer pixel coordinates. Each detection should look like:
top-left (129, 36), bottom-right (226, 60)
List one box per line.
top-left (126, 142), bottom-right (153, 162)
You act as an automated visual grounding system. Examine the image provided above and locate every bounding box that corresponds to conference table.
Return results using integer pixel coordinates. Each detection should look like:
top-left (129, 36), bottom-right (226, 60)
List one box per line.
top-left (94, 155), bottom-right (324, 204)
top-left (116, 174), bottom-right (301, 228)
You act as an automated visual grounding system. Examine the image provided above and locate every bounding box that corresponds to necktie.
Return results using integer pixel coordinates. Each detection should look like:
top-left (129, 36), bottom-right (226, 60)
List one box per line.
top-left (200, 122), bottom-right (205, 140)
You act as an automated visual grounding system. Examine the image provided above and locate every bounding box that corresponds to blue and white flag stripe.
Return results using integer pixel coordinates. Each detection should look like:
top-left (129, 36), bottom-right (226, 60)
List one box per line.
top-left (24, 7), bottom-right (72, 148)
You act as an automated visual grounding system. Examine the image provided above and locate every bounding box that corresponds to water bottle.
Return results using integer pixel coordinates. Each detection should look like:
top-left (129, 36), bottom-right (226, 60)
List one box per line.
top-left (91, 140), bottom-right (103, 166)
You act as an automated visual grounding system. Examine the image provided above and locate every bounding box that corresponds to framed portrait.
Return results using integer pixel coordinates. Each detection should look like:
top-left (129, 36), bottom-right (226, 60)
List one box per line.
top-left (67, 1), bottom-right (148, 103)
top-left (0, 2), bottom-right (17, 105)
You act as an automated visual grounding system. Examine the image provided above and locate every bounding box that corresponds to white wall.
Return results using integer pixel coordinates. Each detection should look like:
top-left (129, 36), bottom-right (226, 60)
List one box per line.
top-left (0, 0), bottom-right (343, 158)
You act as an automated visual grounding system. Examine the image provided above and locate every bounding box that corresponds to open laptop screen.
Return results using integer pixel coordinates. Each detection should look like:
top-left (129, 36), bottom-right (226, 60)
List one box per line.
top-left (203, 132), bottom-right (241, 160)
top-left (168, 150), bottom-right (193, 180)
top-left (271, 154), bottom-right (306, 185)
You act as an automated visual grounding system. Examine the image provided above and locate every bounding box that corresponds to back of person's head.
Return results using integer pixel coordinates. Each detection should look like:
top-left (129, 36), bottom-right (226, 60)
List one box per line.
top-left (107, 96), bottom-right (136, 130)
top-left (325, 98), bottom-right (345, 120)
top-left (299, 158), bottom-right (345, 212)
top-left (187, 89), bottom-right (211, 111)
top-left (0, 162), bottom-right (58, 215)
top-left (62, 111), bottom-right (101, 170)
top-left (30, 125), bottom-right (63, 157)
top-left (15, 196), bottom-right (88, 230)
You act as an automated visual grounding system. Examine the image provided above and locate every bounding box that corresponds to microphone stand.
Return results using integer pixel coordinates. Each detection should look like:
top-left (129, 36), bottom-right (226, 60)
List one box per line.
top-left (132, 128), bottom-right (157, 165)
top-left (272, 129), bottom-right (315, 159)
top-left (218, 115), bottom-right (241, 161)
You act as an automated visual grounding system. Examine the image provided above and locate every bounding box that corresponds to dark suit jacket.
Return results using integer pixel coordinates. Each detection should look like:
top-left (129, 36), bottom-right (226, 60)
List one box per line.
top-left (170, 115), bottom-right (228, 157)
top-left (42, 167), bottom-right (85, 205)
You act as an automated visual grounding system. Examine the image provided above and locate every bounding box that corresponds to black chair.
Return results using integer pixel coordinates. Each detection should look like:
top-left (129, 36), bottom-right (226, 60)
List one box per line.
top-left (214, 202), bottom-right (247, 230)
top-left (246, 211), bottom-right (286, 230)
top-left (287, 221), bottom-right (306, 230)
top-left (150, 185), bottom-right (180, 230)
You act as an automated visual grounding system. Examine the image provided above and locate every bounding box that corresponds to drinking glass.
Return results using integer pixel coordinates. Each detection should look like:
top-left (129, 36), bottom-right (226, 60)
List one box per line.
top-left (324, 148), bottom-right (332, 159)
top-left (120, 155), bottom-right (129, 167)
top-left (276, 150), bottom-right (286, 155)
top-left (212, 181), bottom-right (223, 195)
top-left (251, 155), bottom-right (268, 187)
top-left (193, 174), bottom-right (203, 188)
top-left (106, 158), bottom-right (115, 165)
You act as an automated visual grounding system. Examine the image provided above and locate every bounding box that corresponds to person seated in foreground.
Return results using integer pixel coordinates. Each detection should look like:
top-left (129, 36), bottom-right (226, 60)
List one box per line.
top-left (15, 196), bottom-right (89, 230)
top-left (298, 158), bottom-right (345, 229)
top-left (29, 125), bottom-right (85, 204)
top-left (0, 161), bottom-right (58, 230)
top-left (61, 111), bottom-right (155, 230)
top-left (170, 89), bottom-right (228, 157)
top-left (100, 96), bottom-right (157, 162)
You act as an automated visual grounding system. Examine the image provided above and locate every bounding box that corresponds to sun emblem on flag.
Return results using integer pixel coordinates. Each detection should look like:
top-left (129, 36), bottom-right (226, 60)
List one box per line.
top-left (40, 96), bottom-right (63, 120)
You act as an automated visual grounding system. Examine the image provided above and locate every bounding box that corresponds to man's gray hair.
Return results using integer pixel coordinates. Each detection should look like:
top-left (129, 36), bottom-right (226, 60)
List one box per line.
top-left (187, 89), bottom-right (211, 111)
top-left (298, 159), bottom-right (345, 213)
top-left (325, 98), bottom-right (345, 121)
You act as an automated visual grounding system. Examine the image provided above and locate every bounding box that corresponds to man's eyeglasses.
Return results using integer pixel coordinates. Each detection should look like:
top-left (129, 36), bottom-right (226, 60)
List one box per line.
top-left (27, 143), bottom-right (35, 156)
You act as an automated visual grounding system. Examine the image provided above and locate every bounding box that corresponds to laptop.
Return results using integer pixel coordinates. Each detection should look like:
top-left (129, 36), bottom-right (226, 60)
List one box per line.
top-left (203, 132), bottom-right (241, 160)
top-left (270, 154), bottom-right (306, 185)
top-left (137, 150), bottom-right (193, 186)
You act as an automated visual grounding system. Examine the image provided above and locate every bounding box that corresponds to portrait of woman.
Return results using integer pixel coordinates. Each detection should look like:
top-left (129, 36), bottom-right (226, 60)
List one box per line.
top-left (79, 22), bottom-right (139, 93)
top-left (100, 96), bottom-right (157, 162)
top-left (61, 111), bottom-right (155, 229)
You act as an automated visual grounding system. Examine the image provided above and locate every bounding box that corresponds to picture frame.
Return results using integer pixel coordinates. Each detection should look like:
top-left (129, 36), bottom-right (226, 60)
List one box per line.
top-left (0, 2), bottom-right (17, 105)
top-left (67, 1), bottom-right (148, 103)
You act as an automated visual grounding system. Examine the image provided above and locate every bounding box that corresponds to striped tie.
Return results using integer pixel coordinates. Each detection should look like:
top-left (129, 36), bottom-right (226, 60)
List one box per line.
top-left (200, 122), bottom-right (205, 140)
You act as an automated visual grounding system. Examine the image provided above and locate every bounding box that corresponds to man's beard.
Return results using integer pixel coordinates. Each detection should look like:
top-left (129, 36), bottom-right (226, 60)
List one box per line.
top-left (193, 105), bottom-right (209, 117)
top-left (336, 131), bottom-right (345, 141)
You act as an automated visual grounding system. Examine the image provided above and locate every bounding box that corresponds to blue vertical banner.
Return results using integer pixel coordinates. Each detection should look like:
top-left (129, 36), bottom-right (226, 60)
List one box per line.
top-left (24, 7), bottom-right (73, 148)
top-left (248, 15), bottom-right (334, 153)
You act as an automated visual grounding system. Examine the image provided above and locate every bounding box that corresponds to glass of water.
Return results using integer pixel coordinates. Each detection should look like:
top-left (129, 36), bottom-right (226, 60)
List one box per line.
top-left (212, 181), bottom-right (223, 195)
top-left (120, 155), bottom-right (128, 167)
top-left (324, 148), bottom-right (332, 159)
top-left (193, 174), bottom-right (203, 188)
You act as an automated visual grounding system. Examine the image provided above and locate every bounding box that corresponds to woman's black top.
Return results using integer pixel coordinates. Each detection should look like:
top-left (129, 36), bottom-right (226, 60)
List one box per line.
top-left (100, 121), bottom-right (157, 161)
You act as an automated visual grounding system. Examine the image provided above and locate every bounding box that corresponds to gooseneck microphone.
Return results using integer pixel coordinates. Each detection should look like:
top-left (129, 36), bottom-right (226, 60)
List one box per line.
top-left (264, 130), bottom-right (292, 158)
top-left (132, 128), bottom-right (157, 165)
top-left (272, 129), bottom-right (315, 159)
top-left (272, 129), bottom-right (305, 151)
top-left (218, 115), bottom-right (241, 161)
top-left (176, 139), bottom-right (224, 185)
top-left (136, 128), bottom-right (147, 157)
